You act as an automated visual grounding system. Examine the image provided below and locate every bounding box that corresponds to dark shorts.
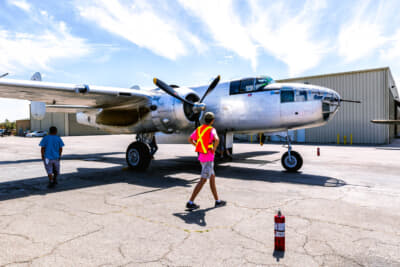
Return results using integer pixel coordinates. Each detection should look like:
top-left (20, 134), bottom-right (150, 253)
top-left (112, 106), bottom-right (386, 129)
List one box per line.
top-left (200, 161), bottom-right (215, 179)
top-left (43, 159), bottom-right (60, 175)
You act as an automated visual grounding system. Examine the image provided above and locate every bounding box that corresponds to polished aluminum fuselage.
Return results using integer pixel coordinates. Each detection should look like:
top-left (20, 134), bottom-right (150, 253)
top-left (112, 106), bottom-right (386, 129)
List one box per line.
top-left (77, 80), bottom-right (340, 135)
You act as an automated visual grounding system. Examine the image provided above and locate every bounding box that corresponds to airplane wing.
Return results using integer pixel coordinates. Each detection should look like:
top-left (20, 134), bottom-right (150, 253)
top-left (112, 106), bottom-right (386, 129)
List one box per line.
top-left (0, 78), bottom-right (153, 109)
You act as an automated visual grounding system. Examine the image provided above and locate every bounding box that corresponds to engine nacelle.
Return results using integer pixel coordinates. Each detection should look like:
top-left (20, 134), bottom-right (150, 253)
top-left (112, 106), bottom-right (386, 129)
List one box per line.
top-left (31, 101), bottom-right (46, 120)
top-left (151, 87), bottom-right (200, 134)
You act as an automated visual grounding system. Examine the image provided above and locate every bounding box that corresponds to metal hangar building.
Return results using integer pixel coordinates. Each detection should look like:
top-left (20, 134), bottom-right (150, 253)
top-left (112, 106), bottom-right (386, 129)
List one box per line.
top-left (31, 67), bottom-right (399, 144)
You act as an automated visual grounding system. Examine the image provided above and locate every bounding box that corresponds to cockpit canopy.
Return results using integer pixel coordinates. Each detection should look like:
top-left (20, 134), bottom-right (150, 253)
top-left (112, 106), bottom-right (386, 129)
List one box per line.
top-left (230, 76), bottom-right (275, 95)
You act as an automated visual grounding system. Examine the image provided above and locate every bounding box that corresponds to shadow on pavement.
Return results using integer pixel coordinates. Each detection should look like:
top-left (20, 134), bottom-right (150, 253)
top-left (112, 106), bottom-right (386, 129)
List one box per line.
top-left (0, 152), bottom-right (346, 202)
top-left (173, 207), bottom-right (216, 227)
top-left (273, 250), bottom-right (285, 262)
top-left (0, 152), bottom-right (124, 165)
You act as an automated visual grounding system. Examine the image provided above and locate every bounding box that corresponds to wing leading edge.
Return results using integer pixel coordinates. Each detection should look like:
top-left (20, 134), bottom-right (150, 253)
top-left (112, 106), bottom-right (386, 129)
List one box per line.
top-left (0, 78), bottom-right (153, 109)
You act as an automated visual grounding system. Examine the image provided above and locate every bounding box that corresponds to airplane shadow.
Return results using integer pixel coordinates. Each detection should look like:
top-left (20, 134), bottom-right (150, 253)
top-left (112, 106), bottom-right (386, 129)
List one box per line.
top-left (0, 151), bottom-right (346, 202)
top-left (0, 152), bottom-right (124, 165)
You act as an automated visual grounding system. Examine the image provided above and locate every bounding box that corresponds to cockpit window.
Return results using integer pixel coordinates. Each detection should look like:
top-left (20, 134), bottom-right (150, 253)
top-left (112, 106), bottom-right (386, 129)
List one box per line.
top-left (255, 76), bottom-right (275, 91)
top-left (229, 76), bottom-right (275, 95)
top-left (229, 80), bottom-right (241, 94)
top-left (281, 89), bottom-right (294, 103)
top-left (240, 78), bottom-right (255, 93)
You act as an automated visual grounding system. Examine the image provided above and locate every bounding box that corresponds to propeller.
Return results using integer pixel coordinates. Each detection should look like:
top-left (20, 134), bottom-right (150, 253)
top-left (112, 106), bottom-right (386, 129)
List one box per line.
top-left (153, 75), bottom-right (221, 127)
top-left (0, 73), bottom-right (9, 79)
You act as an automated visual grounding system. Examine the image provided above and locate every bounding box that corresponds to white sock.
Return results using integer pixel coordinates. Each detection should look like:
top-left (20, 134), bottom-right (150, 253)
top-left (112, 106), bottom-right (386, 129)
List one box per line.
top-left (216, 200), bottom-right (221, 203)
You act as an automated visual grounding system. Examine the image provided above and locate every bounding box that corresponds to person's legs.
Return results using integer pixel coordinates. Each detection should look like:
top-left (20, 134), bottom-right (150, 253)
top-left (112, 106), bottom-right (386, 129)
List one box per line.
top-left (189, 178), bottom-right (207, 202)
top-left (44, 160), bottom-right (55, 187)
top-left (209, 174), bottom-right (219, 201)
top-left (53, 160), bottom-right (60, 184)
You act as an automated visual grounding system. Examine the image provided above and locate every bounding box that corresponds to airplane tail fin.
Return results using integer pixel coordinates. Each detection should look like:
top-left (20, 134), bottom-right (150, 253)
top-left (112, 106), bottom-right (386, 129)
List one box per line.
top-left (30, 72), bottom-right (42, 81)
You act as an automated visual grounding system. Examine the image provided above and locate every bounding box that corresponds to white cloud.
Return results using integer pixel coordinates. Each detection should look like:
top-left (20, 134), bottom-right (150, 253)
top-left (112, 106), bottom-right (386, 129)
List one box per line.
top-left (337, 1), bottom-right (387, 62)
top-left (7, 0), bottom-right (31, 12)
top-left (0, 7), bottom-right (92, 73)
top-left (248, 0), bottom-right (329, 76)
top-left (178, 0), bottom-right (258, 69)
top-left (179, 0), bottom-right (328, 76)
top-left (75, 0), bottom-right (206, 61)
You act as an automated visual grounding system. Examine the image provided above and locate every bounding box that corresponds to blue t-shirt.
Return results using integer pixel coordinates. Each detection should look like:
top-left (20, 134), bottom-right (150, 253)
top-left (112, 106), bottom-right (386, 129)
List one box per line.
top-left (39, 135), bottom-right (65, 160)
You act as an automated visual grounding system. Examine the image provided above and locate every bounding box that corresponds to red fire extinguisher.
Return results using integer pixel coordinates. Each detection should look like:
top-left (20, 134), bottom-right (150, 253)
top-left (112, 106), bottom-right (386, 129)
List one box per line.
top-left (274, 210), bottom-right (285, 251)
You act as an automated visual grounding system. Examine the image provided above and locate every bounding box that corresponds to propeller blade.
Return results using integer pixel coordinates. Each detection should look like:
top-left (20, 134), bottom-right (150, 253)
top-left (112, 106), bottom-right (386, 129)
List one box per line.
top-left (341, 99), bottom-right (361, 103)
top-left (153, 78), bottom-right (194, 105)
top-left (0, 73), bottom-right (9, 79)
top-left (200, 75), bottom-right (220, 103)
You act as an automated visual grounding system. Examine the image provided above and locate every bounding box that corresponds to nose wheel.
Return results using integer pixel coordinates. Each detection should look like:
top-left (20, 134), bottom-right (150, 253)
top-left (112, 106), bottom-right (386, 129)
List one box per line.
top-left (281, 151), bottom-right (303, 172)
top-left (281, 132), bottom-right (303, 172)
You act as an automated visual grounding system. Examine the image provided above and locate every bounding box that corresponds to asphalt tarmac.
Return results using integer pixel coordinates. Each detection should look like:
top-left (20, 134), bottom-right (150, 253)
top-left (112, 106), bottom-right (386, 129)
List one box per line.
top-left (0, 135), bottom-right (399, 266)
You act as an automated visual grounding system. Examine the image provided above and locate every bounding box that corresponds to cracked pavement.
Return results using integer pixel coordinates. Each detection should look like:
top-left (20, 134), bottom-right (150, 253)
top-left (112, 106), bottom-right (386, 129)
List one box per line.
top-left (0, 136), bottom-right (399, 266)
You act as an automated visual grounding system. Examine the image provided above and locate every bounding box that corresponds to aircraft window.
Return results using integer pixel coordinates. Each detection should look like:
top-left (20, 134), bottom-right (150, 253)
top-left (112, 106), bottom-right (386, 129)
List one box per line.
top-left (313, 91), bottom-right (323, 100)
top-left (240, 78), bottom-right (255, 93)
top-left (281, 90), bottom-right (294, 103)
top-left (229, 80), bottom-right (241, 94)
top-left (296, 90), bottom-right (308, 101)
top-left (255, 77), bottom-right (274, 91)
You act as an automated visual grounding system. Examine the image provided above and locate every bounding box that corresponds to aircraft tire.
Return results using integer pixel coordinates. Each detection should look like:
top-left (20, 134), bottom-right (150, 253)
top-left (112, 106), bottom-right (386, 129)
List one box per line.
top-left (126, 141), bottom-right (151, 171)
top-left (281, 151), bottom-right (303, 172)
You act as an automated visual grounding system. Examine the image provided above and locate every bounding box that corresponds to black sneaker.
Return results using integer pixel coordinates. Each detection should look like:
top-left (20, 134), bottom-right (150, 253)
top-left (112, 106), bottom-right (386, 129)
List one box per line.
top-left (215, 200), bottom-right (227, 207)
top-left (186, 202), bottom-right (200, 211)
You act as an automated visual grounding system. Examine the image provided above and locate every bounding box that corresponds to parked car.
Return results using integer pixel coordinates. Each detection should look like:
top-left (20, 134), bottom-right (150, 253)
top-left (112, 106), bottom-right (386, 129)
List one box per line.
top-left (25, 131), bottom-right (47, 137)
top-left (0, 129), bottom-right (4, 137)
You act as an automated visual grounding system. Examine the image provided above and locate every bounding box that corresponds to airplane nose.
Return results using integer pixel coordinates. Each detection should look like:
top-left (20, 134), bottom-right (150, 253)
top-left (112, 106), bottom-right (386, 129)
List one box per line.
top-left (322, 89), bottom-right (340, 121)
top-left (334, 91), bottom-right (340, 103)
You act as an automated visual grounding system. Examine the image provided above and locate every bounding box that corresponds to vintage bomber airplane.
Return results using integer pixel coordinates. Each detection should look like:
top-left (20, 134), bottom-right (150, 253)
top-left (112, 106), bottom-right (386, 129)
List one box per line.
top-left (0, 72), bottom-right (342, 172)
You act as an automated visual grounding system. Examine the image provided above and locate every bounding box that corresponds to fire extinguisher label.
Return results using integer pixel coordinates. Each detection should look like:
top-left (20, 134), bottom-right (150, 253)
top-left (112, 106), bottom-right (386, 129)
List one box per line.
top-left (275, 231), bottom-right (285, 237)
top-left (274, 223), bottom-right (285, 231)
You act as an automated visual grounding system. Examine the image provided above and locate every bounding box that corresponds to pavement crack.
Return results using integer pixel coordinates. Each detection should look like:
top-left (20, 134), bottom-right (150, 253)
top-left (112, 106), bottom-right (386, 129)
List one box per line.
top-left (118, 244), bottom-right (126, 259)
top-left (1, 226), bottom-right (105, 266)
top-left (0, 232), bottom-right (32, 241)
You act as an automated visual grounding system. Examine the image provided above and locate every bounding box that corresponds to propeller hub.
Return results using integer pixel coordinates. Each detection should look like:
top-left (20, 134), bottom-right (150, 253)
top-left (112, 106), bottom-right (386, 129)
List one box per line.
top-left (192, 102), bottom-right (206, 113)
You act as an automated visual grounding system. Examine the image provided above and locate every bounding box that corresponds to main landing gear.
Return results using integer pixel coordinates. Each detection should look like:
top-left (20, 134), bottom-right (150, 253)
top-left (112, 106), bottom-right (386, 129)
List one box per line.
top-left (126, 133), bottom-right (157, 171)
top-left (281, 133), bottom-right (303, 172)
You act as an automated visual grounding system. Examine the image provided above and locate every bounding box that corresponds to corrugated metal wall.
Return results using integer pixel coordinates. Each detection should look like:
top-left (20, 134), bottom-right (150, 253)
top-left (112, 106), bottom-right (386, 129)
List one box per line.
top-left (31, 111), bottom-right (66, 136)
top-left (279, 69), bottom-right (391, 144)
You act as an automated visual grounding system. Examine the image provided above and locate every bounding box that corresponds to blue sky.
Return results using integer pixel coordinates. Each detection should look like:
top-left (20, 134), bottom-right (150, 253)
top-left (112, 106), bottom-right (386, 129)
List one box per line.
top-left (1, 0), bottom-right (400, 122)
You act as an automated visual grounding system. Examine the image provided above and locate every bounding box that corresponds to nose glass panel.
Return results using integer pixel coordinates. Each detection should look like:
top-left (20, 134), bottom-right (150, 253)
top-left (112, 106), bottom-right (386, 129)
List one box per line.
top-left (322, 92), bottom-right (340, 121)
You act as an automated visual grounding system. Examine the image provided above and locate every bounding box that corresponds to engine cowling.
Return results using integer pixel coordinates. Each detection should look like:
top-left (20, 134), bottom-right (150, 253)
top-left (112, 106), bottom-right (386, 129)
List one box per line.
top-left (151, 87), bottom-right (200, 133)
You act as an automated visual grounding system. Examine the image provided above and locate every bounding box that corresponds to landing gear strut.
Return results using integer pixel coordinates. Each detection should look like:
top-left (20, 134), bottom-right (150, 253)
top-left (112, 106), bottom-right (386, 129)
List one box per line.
top-left (281, 133), bottom-right (303, 172)
top-left (125, 133), bottom-right (157, 171)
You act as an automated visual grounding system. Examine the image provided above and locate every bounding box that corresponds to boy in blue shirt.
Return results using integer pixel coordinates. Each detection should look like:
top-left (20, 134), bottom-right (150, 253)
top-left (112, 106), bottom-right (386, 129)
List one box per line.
top-left (39, 126), bottom-right (64, 188)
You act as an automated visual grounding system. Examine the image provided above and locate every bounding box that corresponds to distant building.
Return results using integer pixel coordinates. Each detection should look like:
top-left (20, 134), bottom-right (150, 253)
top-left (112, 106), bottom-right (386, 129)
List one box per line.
top-left (31, 67), bottom-right (399, 144)
top-left (16, 119), bottom-right (30, 136)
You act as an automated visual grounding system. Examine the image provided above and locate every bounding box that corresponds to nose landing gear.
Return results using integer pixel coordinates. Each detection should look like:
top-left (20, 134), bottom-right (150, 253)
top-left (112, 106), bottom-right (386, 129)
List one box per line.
top-left (281, 133), bottom-right (303, 172)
